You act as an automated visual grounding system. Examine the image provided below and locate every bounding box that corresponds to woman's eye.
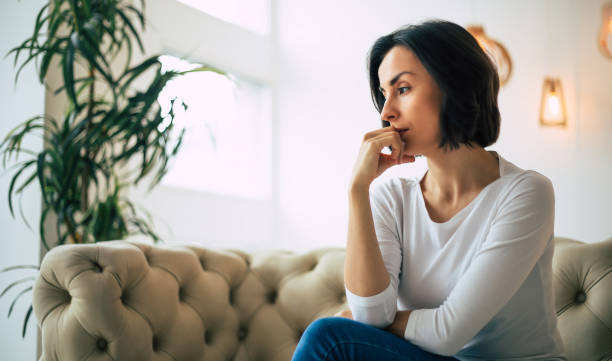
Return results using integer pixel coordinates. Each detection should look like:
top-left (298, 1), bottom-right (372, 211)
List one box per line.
top-left (398, 86), bottom-right (411, 95)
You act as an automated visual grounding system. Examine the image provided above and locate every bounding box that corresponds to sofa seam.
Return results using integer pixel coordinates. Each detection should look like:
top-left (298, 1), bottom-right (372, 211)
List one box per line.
top-left (584, 267), bottom-right (612, 294)
top-left (121, 298), bottom-right (156, 335)
top-left (583, 302), bottom-right (612, 334)
top-left (158, 349), bottom-right (178, 361)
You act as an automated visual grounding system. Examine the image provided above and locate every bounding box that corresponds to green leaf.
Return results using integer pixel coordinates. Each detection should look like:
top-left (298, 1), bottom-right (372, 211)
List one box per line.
top-left (0, 265), bottom-right (38, 273)
top-left (180, 65), bottom-right (226, 77)
top-left (14, 171), bottom-right (38, 195)
top-left (39, 193), bottom-right (51, 251)
top-left (22, 305), bottom-right (33, 338)
top-left (0, 277), bottom-right (35, 299)
top-left (124, 5), bottom-right (145, 29)
top-left (39, 39), bottom-right (63, 83)
top-left (63, 37), bottom-right (77, 106)
top-left (37, 151), bottom-right (57, 211)
top-left (7, 160), bottom-right (37, 218)
top-left (116, 8), bottom-right (144, 53)
top-left (12, 46), bottom-right (46, 86)
top-left (31, 3), bottom-right (50, 55)
top-left (8, 287), bottom-right (33, 318)
top-left (118, 55), bottom-right (160, 94)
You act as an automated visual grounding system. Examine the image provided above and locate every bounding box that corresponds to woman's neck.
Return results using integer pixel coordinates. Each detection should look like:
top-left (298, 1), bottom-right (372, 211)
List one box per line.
top-left (421, 145), bottom-right (500, 203)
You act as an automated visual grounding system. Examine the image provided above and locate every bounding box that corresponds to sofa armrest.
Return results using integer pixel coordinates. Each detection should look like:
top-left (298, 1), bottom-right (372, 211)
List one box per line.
top-left (553, 237), bottom-right (612, 361)
top-left (33, 240), bottom-right (248, 361)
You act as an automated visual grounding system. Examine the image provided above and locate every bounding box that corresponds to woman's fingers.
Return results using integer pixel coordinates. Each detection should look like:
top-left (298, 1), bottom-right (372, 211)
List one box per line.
top-left (350, 127), bottom-right (415, 189)
top-left (369, 131), bottom-right (405, 161)
top-left (334, 309), bottom-right (353, 319)
top-left (362, 125), bottom-right (399, 141)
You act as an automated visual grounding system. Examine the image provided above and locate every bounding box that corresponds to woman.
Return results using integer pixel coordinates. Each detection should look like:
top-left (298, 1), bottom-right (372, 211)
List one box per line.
top-left (291, 20), bottom-right (566, 360)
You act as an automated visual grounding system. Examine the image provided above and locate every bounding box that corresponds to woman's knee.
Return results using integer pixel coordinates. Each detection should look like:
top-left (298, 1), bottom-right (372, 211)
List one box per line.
top-left (304, 317), bottom-right (341, 338)
top-left (302, 317), bottom-right (355, 341)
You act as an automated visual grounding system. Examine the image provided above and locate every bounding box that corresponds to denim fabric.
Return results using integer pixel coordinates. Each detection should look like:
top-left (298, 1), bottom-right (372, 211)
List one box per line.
top-left (291, 317), bottom-right (458, 361)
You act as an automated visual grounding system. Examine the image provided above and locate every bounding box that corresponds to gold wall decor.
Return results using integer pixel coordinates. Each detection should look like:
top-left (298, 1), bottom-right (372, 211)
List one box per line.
top-left (599, 2), bottom-right (612, 58)
top-left (467, 25), bottom-right (513, 86)
top-left (539, 77), bottom-right (567, 126)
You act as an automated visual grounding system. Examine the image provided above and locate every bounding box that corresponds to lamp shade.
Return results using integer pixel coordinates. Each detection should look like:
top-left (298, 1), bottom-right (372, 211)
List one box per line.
top-left (599, 2), bottom-right (612, 58)
top-left (539, 78), bottom-right (567, 126)
top-left (467, 25), bottom-right (513, 86)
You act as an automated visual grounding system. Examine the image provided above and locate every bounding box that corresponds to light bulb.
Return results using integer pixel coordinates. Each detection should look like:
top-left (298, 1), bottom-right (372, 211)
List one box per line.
top-left (539, 78), bottom-right (567, 126)
top-left (466, 25), bottom-right (513, 86)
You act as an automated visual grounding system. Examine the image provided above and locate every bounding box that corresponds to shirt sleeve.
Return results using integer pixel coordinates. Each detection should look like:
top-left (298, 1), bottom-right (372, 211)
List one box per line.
top-left (345, 181), bottom-right (403, 328)
top-left (403, 172), bottom-right (555, 356)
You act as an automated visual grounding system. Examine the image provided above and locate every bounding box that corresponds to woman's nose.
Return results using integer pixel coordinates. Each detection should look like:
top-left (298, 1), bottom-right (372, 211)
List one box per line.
top-left (380, 98), bottom-right (398, 124)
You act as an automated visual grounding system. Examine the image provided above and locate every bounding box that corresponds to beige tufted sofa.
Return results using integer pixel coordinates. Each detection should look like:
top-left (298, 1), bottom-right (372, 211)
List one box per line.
top-left (33, 237), bottom-right (611, 361)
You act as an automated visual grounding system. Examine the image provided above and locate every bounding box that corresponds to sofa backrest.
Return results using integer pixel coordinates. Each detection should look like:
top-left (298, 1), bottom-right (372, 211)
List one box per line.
top-left (34, 241), bottom-right (347, 361)
top-left (33, 237), bottom-right (612, 361)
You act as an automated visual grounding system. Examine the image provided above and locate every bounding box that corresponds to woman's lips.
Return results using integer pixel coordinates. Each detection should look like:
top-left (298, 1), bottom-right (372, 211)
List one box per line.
top-left (398, 128), bottom-right (410, 136)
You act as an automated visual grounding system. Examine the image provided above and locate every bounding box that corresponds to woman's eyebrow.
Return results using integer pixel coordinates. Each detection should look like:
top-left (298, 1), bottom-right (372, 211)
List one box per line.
top-left (379, 71), bottom-right (416, 92)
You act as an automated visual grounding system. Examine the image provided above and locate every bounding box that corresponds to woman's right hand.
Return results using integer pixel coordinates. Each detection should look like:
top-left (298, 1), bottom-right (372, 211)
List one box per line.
top-left (350, 126), bottom-right (415, 190)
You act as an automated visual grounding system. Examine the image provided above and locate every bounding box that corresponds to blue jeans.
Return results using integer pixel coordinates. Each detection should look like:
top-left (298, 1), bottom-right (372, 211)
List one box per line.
top-left (291, 317), bottom-right (458, 361)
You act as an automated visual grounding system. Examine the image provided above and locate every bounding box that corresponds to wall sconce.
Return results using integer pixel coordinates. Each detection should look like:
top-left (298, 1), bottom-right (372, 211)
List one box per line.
top-left (467, 25), bottom-right (513, 86)
top-left (599, 2), bottom-right (612, 58)
top-left (539, 78), bottom-right (567, 126)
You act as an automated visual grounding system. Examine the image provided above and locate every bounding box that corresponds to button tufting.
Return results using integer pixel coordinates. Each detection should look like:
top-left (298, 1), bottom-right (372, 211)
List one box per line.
top-left (238, 327), bottom-right (248, 341)
top-left (268, 290), bottom-right (277, 304)
top-left (96, 338), bottom-right (107, 351)
top-left (229, 289), bottom-right (235, 305)
top-left (152, 336), bottom-right (159, 351)
top-left (309, 262), bottom-right (317, 271)
top-left (92, 262), bottom-right (103, 273)
top-left (575, 291), bottom-right (587, 303)
top-left (339, 294), bottom-right (346, 303)
top-left (204, 330), bottom-right (213, 344)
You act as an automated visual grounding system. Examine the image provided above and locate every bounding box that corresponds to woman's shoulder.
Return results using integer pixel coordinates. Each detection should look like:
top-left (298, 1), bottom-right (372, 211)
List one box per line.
top-left (370, 176), bottom-right (420, 207)
top-left (496, 155), bottom-right (555, 204)
top-left (371, 176), bottom-right (420, 196)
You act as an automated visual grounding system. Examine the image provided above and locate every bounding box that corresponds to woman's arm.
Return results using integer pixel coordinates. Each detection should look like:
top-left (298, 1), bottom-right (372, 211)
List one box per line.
top-left (344, 126), bottom-right (414, 327)
top-left (403, 172), bottom-right (555, 356)
top-left (345, 184), bottom-right (390, 296)
top-left (335, 308), bottom-right (413, 339)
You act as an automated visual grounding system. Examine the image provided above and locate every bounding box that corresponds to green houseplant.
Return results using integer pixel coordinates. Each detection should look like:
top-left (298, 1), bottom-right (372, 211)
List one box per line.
top-left (1, 0), bottom-right (221, 337)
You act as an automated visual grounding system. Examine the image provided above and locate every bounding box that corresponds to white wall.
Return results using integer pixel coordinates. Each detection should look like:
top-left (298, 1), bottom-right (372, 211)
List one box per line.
top-left (274, 0), bottom-right (612, 251)
top-left (128, 0), bottom-right (611, 252)
top-left (0, 0), bottom-right (45, 359)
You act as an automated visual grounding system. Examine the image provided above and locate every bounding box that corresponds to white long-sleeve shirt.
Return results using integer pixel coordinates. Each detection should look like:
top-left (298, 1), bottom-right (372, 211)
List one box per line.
top-left (345, 152), bottom-right (566, 360)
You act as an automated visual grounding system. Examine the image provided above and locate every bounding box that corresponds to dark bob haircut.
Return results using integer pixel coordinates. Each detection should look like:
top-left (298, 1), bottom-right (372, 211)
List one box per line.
top-left (368, 20), bottom-right (500, 150)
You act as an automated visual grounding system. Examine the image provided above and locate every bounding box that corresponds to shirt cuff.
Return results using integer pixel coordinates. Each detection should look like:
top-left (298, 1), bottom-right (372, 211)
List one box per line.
top-left (345, 281), bottom-right (394, 307)
top-left (404, 308), bottom-right (425, 341)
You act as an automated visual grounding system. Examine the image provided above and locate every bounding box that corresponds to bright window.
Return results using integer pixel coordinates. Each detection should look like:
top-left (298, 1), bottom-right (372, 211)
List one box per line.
top-left (158, 55), bottom-right (271, 199)
top-left (175, 0), bottom-right (270, 34)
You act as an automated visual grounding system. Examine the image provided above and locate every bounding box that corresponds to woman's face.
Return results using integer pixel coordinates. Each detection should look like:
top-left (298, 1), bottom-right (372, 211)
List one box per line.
top-left (377, 45), bottom-right (443, 156)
